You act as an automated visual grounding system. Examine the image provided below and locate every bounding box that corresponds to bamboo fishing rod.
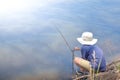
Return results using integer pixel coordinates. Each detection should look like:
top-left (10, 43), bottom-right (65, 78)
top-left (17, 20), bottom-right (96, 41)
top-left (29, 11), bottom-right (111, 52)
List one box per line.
top-left (55, 26), bottom-right (75, 75)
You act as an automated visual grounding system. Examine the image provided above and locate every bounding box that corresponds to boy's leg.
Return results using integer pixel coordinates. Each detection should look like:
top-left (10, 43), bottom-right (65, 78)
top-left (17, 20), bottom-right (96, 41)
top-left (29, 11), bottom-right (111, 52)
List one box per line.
top-left (74, 57), bottom-right (94, 80)
top-left (74, 57), bottom-right (91, 71)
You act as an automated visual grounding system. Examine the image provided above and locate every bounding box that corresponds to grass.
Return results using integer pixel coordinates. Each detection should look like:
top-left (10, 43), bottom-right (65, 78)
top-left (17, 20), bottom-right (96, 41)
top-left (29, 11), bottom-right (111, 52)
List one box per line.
top-left (116, 64), bottom-right (120, 71)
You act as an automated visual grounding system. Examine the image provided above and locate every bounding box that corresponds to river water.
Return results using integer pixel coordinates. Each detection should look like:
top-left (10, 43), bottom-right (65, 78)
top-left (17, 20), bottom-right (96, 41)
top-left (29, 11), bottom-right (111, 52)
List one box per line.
top-left (0, 0), bottom-right (120, 80)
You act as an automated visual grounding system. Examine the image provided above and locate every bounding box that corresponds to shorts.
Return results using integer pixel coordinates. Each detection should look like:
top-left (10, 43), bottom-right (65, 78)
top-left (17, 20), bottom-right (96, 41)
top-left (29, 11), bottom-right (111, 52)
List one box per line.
top-left (74, 57), bottom-right (91, 71)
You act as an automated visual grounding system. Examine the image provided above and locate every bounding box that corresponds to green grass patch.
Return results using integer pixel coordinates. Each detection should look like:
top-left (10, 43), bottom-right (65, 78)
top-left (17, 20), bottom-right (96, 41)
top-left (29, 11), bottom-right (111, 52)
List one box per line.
top-left (116, 64), bottom-right (120, 70)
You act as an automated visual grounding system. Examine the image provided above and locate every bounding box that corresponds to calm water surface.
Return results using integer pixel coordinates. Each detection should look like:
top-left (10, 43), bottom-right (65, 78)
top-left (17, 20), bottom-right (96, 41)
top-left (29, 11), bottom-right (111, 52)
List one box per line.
top-left (0, 0), bottom-right (120, 80)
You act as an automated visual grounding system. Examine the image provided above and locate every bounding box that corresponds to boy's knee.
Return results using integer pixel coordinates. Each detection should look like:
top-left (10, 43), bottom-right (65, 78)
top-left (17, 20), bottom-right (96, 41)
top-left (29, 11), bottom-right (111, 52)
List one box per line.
top-left (74, 57), bottom-right (79, 63)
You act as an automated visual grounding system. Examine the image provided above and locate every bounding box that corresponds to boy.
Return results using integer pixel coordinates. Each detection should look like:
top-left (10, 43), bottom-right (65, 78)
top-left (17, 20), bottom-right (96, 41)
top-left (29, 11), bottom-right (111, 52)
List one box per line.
top-left (74, 32), bottom-right (106, 72)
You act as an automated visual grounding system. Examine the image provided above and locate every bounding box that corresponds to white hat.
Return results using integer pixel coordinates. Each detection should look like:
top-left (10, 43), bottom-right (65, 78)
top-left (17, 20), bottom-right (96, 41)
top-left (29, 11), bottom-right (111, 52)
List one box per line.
top-left (77, 32), bottom-right (98, 45)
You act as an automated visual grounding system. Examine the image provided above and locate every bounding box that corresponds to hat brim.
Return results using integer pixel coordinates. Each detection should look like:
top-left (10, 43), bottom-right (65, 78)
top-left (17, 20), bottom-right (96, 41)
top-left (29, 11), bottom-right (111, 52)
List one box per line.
top-left (77, 38), bottom-right (98, 45)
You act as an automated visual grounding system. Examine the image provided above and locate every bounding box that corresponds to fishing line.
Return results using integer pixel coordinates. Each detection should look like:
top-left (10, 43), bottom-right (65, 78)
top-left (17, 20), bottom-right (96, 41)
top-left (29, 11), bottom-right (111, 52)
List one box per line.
top-left (55, 26), bottom-right (73, 52)
top-left (54, 26), bottom-right (75, 75)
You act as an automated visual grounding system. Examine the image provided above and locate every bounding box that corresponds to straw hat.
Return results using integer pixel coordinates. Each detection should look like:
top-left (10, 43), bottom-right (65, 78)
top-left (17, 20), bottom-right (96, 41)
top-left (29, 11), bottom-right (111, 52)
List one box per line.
top-left (77, 32), bottom-right (98, 45)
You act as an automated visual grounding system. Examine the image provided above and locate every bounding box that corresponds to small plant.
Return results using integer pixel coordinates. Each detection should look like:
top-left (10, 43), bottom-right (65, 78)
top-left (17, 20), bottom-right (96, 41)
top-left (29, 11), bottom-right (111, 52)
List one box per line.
top-left (116, 64), bottom-right (120, 71)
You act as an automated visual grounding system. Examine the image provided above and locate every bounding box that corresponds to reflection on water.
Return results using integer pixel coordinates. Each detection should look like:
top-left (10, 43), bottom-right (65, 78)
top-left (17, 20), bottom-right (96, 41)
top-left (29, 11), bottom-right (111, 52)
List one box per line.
top-left (0, 0), bottom-right (120, 80)
top-left (0, 29), bottom-right (119, 80)
top-left (0, 36), bottom-right (72, 80)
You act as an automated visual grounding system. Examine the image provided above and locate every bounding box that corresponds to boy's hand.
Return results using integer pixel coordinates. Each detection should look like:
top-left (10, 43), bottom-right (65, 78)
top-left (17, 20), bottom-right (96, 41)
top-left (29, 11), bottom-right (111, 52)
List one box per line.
top-left (74, 47), bottom-right (80, 51)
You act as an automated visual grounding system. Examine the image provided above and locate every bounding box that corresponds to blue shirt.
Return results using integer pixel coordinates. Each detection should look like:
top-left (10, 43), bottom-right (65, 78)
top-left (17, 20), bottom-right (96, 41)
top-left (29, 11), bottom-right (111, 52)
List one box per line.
top-left (81, 45), bottom-right (106, 72)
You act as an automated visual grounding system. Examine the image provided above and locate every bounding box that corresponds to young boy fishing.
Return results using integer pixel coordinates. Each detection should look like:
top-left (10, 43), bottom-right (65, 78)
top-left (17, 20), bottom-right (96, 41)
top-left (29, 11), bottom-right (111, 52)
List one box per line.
top-left (74, 32), bottom-right (106, 73)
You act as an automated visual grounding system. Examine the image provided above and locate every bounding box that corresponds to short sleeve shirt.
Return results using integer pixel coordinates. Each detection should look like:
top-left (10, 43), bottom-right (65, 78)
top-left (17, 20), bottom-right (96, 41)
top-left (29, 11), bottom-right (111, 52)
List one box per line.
top-left (81, 45), bottom-right (106, 72)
